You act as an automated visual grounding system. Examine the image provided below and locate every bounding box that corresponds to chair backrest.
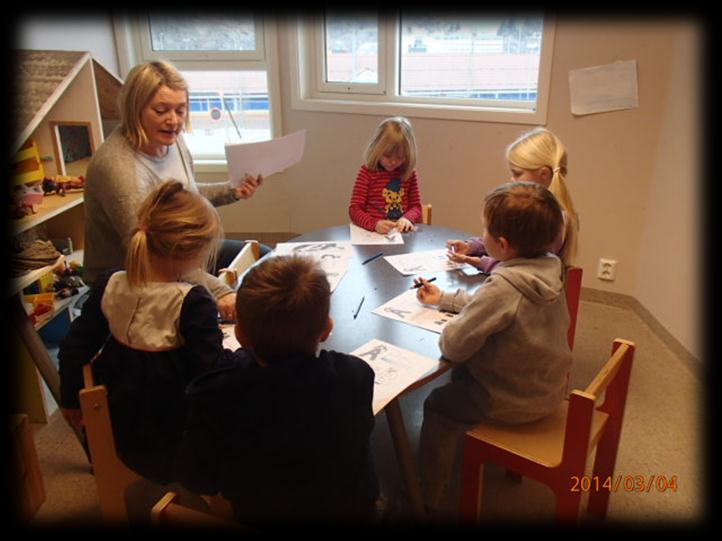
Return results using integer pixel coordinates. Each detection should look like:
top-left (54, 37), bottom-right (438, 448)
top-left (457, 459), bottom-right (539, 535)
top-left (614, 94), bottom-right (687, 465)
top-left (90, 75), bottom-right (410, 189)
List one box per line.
top-left (564, 266), bottom-right (583, 350)
top-left (421, 204), bottom-right (432, 225)
top-left (152, 492), bottom-right (248, 530)
top-left (561, 339), bottom-right (635, 464)
top-left (218, 240), bottom-right (260, 289)
top-left (79, 364), bottom-right (142, 522)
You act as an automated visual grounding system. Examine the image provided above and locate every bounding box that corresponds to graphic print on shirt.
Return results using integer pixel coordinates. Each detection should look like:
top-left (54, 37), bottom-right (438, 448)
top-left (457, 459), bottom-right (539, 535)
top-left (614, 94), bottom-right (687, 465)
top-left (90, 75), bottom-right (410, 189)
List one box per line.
top-left (382, 178), bottom-right (405, 220)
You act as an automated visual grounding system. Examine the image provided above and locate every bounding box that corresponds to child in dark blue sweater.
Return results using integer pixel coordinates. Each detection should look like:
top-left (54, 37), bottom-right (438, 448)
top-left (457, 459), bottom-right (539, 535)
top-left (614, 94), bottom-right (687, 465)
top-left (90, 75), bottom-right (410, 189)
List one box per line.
top-left (176, 255), bottom-right (379, 526)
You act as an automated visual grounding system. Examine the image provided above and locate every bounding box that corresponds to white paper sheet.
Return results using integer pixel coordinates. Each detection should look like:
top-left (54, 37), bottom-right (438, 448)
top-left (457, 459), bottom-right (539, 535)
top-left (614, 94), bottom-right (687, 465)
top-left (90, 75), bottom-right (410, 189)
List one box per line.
top-left (225, 129), bottom-right (306, 186)
top-left (569, 60), bottom-right (639, 116)
top-left (372, 289), bottom-right (458, 334)
top-left (383, 249), bottom-right (466, 276)
top-left (349, 223), bottom-right (404, 245)
top-left (351, 339), bottom-right (442, 415)
top-left (220, 323), bottom-right (241, 350)
top-left (273, 241), bottom-right (353, 292)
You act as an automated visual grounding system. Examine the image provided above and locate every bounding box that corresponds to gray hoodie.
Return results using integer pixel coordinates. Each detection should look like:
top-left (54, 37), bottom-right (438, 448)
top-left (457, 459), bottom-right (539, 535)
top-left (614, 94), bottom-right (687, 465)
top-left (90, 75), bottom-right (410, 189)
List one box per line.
top-left (438, 254), bottom-right (572, 424)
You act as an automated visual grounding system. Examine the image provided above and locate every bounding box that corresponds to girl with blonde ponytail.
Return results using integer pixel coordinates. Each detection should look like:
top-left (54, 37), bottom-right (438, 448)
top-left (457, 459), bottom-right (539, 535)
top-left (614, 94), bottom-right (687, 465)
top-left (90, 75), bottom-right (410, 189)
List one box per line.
top-left (59, 181), bottom-right (232, 493)
top-left (448, 127), bottom-right (579, 269)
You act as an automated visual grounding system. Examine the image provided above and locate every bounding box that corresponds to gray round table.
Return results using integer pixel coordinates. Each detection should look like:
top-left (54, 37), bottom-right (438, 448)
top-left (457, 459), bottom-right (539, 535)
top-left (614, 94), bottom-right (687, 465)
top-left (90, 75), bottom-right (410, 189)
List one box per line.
top-left (289, 224), bottom-right (487, 515)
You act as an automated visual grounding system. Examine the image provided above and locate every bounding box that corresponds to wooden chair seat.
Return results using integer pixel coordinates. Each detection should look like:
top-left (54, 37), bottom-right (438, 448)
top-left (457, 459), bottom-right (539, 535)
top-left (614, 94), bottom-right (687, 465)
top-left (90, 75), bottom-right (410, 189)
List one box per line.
top-left (461, 339), bottom-right (635, 523)
top-left (466, 403), bottom-right (609, 468)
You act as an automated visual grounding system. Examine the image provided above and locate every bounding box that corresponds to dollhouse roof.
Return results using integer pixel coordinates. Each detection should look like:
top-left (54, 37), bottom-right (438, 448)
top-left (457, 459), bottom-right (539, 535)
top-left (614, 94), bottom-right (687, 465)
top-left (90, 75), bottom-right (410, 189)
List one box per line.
top-left (12, 49), bottom-right (122, 154)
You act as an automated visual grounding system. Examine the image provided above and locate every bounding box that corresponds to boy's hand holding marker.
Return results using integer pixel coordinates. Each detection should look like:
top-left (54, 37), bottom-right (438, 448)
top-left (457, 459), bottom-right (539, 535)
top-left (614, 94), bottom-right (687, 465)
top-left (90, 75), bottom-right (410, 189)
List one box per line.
top-left (413, 277), bottom-right (441, 305)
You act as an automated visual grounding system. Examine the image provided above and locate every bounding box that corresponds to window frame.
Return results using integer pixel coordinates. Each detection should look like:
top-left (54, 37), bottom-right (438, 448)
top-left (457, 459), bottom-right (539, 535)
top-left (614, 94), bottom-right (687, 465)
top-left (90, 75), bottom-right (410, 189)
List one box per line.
top-left (112, 13), bottom-right (282, 172)
top-left (290, 13), bottom-right (555, 125)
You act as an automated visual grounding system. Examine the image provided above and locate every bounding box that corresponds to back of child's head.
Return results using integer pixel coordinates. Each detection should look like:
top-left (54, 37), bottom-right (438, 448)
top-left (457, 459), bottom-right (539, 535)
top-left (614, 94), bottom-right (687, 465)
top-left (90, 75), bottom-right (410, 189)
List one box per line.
top-left (506, 126), bottom-right (578, 262)
top-left (363, 116), bottom-right (417, 180)
top-left (235, 255), bottom-right (331, 362)
top-left (126, 181), bottom-right (221, 287)
top-left (483, 181), bottom-right (564, 259)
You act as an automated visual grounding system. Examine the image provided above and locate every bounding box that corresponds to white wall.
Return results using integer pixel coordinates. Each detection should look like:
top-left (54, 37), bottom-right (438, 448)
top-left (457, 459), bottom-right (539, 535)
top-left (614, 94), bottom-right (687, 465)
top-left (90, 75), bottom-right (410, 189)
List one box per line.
top-left (17, 15), bottom-right (120, 76)
top-left (635, 24), bottom-right (700, 359)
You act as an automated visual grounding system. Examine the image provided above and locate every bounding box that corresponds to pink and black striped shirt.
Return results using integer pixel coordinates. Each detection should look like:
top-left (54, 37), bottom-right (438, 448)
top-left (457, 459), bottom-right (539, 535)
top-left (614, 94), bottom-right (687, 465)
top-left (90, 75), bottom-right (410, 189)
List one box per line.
top-left (348, 164), bottom-right (422, 231)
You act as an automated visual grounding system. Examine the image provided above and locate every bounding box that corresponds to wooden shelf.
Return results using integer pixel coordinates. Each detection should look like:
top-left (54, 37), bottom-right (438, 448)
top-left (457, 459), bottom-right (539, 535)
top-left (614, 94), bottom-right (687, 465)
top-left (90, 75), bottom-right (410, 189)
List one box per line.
top-left (33, 285), bottom-right (89, 331)
top-left (9, 250), bottom-right (84, 297)
top-left (12, 192), bottom-right (84, 236)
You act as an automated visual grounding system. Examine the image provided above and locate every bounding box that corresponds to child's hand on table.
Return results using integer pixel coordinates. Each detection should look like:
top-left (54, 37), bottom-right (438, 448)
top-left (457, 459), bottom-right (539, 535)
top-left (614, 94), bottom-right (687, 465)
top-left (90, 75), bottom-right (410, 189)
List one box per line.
top-left (414, 278), bottom-right (441, 305)
top-left (396, 217), bottom-right (415, 232)
top-left (375, 220), bottom-right (398, 234)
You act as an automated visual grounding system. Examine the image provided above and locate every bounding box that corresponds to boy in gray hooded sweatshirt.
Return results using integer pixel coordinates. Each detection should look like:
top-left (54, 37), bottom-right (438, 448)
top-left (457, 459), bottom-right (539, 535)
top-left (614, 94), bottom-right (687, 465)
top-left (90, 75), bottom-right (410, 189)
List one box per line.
top-left (414, 181), bottom-right (572, 514)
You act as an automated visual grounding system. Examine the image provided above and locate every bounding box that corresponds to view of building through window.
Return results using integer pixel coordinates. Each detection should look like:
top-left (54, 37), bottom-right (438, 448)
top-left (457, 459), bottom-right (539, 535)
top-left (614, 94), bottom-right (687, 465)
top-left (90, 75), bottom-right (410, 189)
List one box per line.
top-left (324, 13), bottom-right (379, 84)
top-left (149, 14), bottom-right (256, 51)
top-left (399, 15), bottom-right (543, 102)
top-left (181, 71), bottom-right (271, 159)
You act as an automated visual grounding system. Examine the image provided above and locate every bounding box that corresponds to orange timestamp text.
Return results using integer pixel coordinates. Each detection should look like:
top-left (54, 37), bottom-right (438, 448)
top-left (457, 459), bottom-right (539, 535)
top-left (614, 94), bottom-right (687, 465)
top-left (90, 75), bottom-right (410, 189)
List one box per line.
top-left (570, 475), bottom-right (678, 493)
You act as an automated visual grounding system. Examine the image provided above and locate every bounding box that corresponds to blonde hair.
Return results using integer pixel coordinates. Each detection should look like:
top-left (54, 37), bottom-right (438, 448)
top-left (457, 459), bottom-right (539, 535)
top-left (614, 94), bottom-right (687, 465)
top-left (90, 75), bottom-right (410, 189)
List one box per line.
top-left (126, 181), bottom-right (221, 287)
top-left (484, 181), bottom-right (563, 259)
top-left (119, 61), bottom-right (191, 150)
top-left (236, 255), bottom-right (330, 362)
top-left (506, 127), bottom-right (579, 264)
top-left (363, 117), bottom-right (417, 181)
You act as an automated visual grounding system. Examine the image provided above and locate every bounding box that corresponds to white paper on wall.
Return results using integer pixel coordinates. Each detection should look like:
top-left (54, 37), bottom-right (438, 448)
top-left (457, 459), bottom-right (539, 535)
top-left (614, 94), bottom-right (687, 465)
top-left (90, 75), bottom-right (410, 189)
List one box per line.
top-left (569, 60), bottom-right (639, 116)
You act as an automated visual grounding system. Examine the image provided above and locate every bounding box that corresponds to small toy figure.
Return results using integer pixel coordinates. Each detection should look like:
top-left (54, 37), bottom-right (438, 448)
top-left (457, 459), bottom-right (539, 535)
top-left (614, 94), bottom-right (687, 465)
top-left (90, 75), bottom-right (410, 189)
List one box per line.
top-left (10, 183), bottom-right (44, 218)
top-left (42, 175), bottom-right (85, 197)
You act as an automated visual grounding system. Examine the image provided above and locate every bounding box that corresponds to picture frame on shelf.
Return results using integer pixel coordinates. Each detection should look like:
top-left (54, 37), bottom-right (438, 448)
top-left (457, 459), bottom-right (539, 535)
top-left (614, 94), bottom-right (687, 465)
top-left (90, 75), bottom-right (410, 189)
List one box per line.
top-left (50, 122), bottom-right (94, 177)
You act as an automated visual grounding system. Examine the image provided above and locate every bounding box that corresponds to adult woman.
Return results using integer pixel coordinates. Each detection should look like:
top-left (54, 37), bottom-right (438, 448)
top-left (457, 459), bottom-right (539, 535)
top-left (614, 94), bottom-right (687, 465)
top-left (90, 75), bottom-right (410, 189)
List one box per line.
top-left (84, 60), bottom-right (264, 320)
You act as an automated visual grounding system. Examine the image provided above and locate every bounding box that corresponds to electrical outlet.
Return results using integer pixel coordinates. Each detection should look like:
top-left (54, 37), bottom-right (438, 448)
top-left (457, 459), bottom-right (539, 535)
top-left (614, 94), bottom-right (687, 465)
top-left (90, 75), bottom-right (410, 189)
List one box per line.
top-left (597, 258), bottom-right (617, 281)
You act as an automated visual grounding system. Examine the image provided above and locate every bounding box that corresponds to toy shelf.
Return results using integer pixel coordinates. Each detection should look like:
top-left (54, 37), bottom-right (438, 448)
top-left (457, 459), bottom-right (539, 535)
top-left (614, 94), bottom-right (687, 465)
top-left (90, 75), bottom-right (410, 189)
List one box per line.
top-left (33, 285), bottom-right (89, 331)
top-left (9, 249), bottom-right (85, 297)
top-left (12, 192), bottom-right (84, 236)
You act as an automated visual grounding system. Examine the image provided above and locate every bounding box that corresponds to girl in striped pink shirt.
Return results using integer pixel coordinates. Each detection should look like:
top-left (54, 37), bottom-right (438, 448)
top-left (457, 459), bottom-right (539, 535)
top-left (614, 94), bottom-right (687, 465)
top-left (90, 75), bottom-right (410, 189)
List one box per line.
top-left (348, 117), bottom-right (423, 234)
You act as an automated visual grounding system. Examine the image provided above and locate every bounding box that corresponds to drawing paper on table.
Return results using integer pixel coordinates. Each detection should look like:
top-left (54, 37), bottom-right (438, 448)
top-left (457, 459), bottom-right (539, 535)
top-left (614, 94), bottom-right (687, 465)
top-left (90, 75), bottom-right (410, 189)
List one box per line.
top-left (274, 241), bottom-right (353, 291)
top-left (383, 249), bottom-right (466, 276)
top-left (372, 289), bottom-right (458, 334)
top-left (221, 323), bottom-right (241, 350)
top-left (351, 339), bottom-right (441, 415)
top-left (225, 129), bottom-right (306, 186)
top-left (349, 223), bottom-right (404, 245)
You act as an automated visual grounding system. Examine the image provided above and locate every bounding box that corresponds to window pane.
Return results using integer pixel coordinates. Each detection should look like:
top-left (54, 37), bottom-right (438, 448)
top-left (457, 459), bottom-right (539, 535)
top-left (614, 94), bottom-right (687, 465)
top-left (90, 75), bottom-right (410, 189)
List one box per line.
top-left (400, 15), bottom-right (543, 103)
top-left (149, 14), bottom-right (256, 52)
top-left (180, 71), bottom-right (270, 159)
top-left (324, 13), bottom-right (378, 84)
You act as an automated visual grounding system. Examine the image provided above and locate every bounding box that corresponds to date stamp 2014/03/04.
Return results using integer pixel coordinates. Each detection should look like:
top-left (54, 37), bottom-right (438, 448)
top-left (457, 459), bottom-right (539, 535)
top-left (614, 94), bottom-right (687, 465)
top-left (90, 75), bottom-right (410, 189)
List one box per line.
top-left (570, 475), bottom-right (678, 493)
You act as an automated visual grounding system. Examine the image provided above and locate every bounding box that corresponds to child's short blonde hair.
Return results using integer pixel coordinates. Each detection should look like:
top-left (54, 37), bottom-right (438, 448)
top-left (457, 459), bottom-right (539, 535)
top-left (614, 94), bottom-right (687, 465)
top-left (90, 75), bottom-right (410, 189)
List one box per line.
top-left (235, 255), bottom-right (330, 362)
top-left (119, 61), bottom-right (191, 150)
top-left (506, 127), bottom-right (578, 264)
top-left (483, 181), bottom-right (563, 259)
top-left (363, 117), bottom-right (417, 180)
top-left (126, 181), bottom-right (221, 287)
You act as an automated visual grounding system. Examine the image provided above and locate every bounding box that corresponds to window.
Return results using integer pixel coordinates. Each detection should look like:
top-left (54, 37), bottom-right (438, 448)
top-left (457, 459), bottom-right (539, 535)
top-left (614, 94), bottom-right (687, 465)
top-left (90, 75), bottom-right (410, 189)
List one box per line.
top-left (113, 13), bottom-right (280, 168)
top-left (292, 12), bottom-right (554, 124)
top-left (323, 13), bottom-right (380, 88)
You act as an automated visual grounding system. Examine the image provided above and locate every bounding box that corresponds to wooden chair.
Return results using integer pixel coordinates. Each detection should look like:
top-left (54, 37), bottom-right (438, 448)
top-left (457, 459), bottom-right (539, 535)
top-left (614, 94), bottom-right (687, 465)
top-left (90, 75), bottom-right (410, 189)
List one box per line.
top-left (217, 240), bottom-right (260, 289)
top-left (421, 204), bottom-right (432, 225)
top-left (460, 339), bottom-right (635, 523)
top-left (79, 365), bottom-right (235, 523)
top-left (79, 364), bottom-right (143, 522)
top-left (151, 492), bottom-right (251, 530)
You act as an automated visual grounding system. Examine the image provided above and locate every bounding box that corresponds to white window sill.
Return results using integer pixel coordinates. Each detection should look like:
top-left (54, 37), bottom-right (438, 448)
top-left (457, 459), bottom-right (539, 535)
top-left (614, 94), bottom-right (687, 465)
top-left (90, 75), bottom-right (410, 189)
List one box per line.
top-left (291, 95), bottom-right (546, 124)
top-left (194, 160), bottom-right (229, 174)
